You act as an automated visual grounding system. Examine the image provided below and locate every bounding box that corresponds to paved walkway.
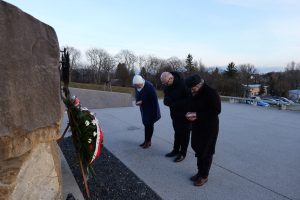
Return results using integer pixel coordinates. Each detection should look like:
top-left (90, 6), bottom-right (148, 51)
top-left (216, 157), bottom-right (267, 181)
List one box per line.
top-left (62, 101), bottom-right (300, 200)
top-left (60, 148), bottom-right (85, 200)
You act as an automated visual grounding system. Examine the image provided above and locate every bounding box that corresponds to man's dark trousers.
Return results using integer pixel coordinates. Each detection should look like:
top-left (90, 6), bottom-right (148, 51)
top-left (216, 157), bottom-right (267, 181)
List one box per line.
top-left (197, 155), bottom-right (213, 178)
top-left (172, 116), bottom-right (190, 156)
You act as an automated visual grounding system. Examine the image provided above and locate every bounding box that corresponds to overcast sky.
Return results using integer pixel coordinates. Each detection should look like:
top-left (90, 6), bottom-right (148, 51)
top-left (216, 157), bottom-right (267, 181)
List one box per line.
top-left (5, 0), bottom-right (300, 72)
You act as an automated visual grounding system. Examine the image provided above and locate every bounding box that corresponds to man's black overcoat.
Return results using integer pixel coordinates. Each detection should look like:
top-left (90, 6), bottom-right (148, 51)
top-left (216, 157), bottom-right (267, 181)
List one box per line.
top-left (189, 83), bottom-right (221, 158)
top-left (163, 72), bottom-right (188, 120)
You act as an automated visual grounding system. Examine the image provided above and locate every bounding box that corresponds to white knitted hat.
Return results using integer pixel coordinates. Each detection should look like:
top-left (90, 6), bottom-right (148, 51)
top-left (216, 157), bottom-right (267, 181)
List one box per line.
top-left (132, 75), bottom-right (145, 85)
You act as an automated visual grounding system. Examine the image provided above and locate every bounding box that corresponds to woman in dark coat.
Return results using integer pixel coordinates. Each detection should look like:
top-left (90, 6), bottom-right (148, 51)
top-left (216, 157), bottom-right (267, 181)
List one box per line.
top-left (133, 75), bottom-right (161, 149)
top-left (185, 74), bottom-right (221, 186)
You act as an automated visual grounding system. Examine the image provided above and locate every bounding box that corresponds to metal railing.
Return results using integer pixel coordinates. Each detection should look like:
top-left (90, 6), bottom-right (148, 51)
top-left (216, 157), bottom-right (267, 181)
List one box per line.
top-left (220, 96), bottom-right (288, 110)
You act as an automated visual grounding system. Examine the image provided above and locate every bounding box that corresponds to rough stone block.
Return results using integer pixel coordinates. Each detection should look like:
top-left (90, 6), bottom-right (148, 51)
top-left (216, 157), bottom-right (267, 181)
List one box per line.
top-left (0, 1), bottom-right (63, 199)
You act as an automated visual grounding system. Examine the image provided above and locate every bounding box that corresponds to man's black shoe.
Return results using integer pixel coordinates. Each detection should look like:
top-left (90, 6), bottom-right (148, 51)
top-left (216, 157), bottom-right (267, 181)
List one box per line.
top-left (190, 172), bottom-right (201, 181)
top-left (194, 177), bottom-right (208, 186)
top-left (165, 150), bottom-right (178, 157)
top-left (174, 154), bottom-right (185, 162)
top-left (142, 141), bottom-right (151, 149)
top-left (139, 142), bottom-right (145, 147)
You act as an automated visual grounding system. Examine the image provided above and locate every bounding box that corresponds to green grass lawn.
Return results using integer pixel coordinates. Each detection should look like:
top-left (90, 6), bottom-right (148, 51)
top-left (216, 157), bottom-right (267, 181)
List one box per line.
top-left (69, 82), bottom-right (164, 98)
top-left (220, 96), bottom-right (230, 102)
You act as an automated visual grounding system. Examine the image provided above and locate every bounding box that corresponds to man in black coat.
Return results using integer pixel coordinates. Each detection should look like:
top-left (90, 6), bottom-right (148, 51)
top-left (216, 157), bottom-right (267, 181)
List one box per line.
top-left (185, 74), bottom-right (221, 186)
top-left (160, 72), bottom-right (190, 162)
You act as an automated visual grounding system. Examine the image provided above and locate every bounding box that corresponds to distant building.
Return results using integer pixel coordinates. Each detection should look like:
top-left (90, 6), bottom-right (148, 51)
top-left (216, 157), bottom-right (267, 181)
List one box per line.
top-left (288, 89), bottom-right (300, 101)
top-left (242, 84), bottom-right (268, 97)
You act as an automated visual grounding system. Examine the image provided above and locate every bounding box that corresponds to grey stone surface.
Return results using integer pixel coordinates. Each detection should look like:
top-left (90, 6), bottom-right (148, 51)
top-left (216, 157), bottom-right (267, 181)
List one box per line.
top-left (61, 101), bottom-right (300, 200)
top-left (0, 1), bottom-right (61, 136)
top-left (69, 88), bottom-right (133, 109)
top-left (11, 142), bottom-right (62, 200)
top-left (0, 1), bottom-right (62, 199)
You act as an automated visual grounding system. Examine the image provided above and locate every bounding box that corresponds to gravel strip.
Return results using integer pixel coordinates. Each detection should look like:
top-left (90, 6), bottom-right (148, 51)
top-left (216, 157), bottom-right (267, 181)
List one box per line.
top-left (59, 136), bottom-right (162, 200)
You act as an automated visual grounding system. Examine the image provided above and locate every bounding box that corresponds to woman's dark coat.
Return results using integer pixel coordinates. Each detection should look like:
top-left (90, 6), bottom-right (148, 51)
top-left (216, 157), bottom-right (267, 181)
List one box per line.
top-left (163, 72), bottom-right (188, 120)
top-left (189, 83), bottom-right (221, 158)
top-left (135, 80), bottom-right (161, 125)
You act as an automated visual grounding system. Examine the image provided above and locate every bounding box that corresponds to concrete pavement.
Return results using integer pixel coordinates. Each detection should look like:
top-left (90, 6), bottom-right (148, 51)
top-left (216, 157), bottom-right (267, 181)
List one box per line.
top-left (60, 148), bottom-right (85, 200)
top-left (62, 100), bottom-right (300, 200)
top-left (69, 88), bottom-right (133, 109)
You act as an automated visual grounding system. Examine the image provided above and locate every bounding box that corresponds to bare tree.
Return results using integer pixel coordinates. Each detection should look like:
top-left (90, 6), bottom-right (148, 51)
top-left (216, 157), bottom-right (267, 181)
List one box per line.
top-left (144, 55), bottom-right (161, 75)
top-left (81, 63), bottom-right (96, 83)
top-left (194, 59), bottom-right (206, 74)
top-left (166, 56), bottom-right (184, 72)
top-left (86, 48), bottom-right (99, 83)
top-left (115, 49), bottom-right (137, 72)
top-left (86, 48), bottom-right (111, 84)
top-left (239, 64), bottom-right (257, 97)
top-left (137, 55), bottom-right (146, 69)
top-left (103, 54), bottom-right (115, 83)
top-left (239, 64), bottom-right (257, 82)
top-left (285, 61), bottom-right (300, 89)
top-left (140, 66), bottom-right (147, 78)
top-left (140, 55), bottom-right (167, 88)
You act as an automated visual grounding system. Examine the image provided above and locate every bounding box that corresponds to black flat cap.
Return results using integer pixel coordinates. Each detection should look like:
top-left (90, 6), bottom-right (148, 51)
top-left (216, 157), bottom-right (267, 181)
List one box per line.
top-left (185, 74), bottom-right (201, 88)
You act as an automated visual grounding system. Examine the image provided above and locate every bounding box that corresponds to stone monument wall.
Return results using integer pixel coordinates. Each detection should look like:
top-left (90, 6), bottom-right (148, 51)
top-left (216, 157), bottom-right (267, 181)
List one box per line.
top-left (0, 1), bottom-right (62, 199)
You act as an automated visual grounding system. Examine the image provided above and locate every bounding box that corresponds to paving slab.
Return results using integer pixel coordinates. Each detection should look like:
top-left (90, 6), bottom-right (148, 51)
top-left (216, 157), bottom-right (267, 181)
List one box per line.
top-left (62, 101), bottom-right (300, 200)
top-left (60, 149), bottom-right (85, 200)
top-left (69, 88), bottom-right (133, 109)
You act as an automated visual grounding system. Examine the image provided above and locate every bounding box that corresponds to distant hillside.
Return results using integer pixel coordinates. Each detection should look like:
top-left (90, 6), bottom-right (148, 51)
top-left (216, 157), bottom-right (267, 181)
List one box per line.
top-left (207, 66), bottom-right (284, 74)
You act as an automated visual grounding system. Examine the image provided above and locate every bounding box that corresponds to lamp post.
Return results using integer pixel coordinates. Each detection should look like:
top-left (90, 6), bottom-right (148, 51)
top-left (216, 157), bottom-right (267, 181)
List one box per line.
top-left (245, 75), bottom-right (254, 98)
